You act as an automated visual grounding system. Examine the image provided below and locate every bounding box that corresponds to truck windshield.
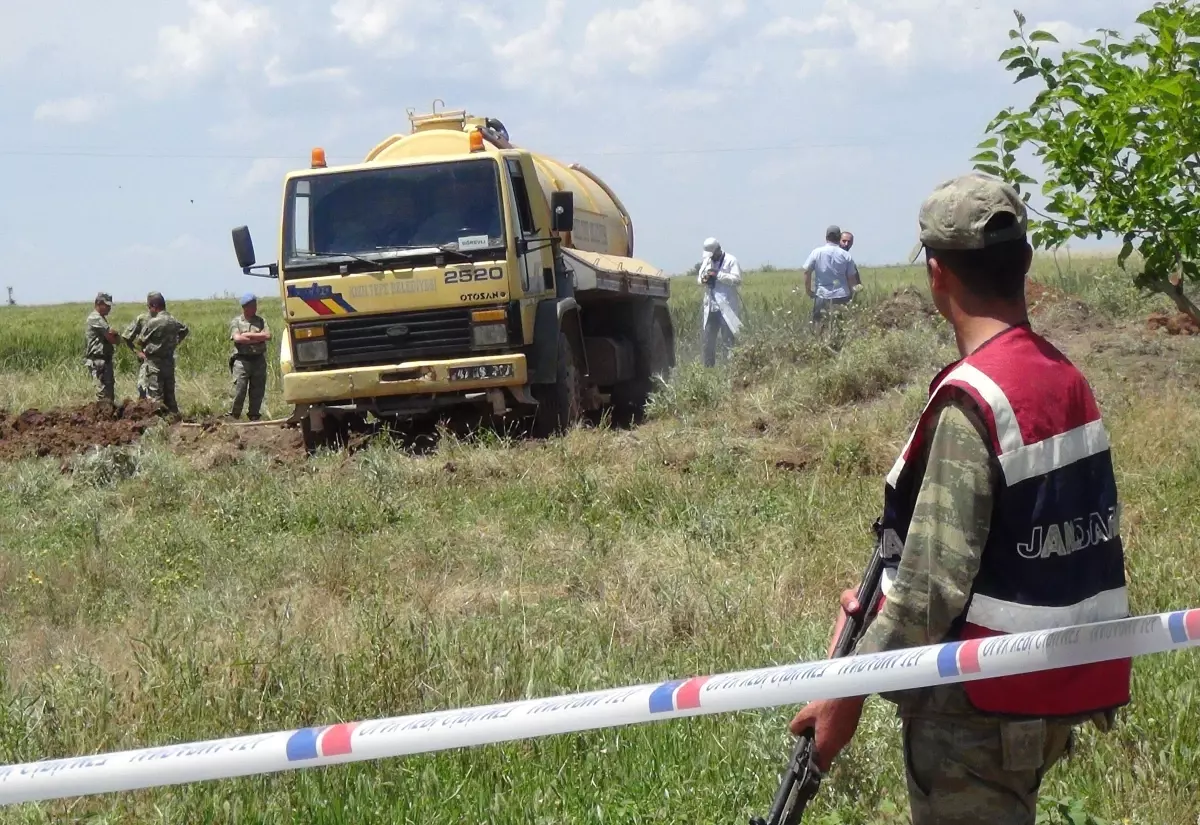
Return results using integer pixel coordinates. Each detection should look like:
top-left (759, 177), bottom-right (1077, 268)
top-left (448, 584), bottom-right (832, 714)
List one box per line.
top-left (283, 157), bottom-right (505, 272)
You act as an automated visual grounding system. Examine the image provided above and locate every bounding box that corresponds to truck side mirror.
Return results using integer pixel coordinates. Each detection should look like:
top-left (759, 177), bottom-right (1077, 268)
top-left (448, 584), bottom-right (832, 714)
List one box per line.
top-left (550, 191), bottom-right (574, 233)
top-left (232, 226), bottom-right (256, 270)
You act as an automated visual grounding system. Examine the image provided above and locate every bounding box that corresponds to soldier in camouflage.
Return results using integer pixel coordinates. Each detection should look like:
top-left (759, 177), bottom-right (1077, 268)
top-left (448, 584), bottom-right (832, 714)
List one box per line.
top-left (227, 293), bottom-right (271, 420)
top-left (124, 292), bottom-right (189, 415)
top-left (83, 292), bottom-right (120, 403)
top-left (787, 173), bottom-right (1125, 825)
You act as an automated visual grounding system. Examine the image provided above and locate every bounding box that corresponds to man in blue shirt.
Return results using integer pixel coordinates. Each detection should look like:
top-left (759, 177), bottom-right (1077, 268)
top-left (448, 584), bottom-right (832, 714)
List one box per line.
top-left (804, 224), bottom-right (861, 327)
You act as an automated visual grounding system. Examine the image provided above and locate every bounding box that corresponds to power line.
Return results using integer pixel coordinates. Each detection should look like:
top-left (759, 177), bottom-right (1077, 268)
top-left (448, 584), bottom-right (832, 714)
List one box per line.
top-left (0, 135), bottom-right (972, 162)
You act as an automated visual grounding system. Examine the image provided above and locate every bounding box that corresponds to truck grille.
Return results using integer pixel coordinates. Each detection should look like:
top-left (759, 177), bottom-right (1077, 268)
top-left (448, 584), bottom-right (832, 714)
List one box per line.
top-left (322, 308), bottom-right (473, 368)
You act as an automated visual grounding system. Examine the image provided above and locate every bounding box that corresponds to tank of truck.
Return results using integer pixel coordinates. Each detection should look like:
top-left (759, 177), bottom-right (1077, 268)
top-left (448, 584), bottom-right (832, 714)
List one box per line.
top-left (363, 109), bottom-right (635, 259)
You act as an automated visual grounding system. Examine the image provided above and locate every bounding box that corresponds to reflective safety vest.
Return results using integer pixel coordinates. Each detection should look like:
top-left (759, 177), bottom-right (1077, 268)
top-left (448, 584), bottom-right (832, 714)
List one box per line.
top-left (879, 324), bottom-right (1131, 718)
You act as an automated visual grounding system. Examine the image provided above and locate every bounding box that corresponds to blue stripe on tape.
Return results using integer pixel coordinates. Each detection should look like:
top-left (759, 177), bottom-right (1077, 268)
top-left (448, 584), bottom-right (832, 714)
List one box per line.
top-left (936, 642), bottom-right (962, 678)
top-left (648, 680), bottom-right (683, 714)
top-left (285, 728), bottom-right (321, 761)
top-left (1168, 612), bottom-right (1187, 644)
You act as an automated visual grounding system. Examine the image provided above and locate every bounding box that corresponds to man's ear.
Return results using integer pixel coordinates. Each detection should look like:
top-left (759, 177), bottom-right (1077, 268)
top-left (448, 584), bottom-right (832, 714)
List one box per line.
top-left (927, 256), bottom-right (949, 295)
top-left (1020, 240), bottom-right (1034, 275)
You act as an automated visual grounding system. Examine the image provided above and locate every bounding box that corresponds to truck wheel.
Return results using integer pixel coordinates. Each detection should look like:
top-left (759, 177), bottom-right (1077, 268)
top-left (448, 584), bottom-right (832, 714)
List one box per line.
top-left (300, 408), bottom-right (351, 454)
top-left (531, 331), bottom-right (583, 437)
top-left (613, 313), bottom-right (672, 422)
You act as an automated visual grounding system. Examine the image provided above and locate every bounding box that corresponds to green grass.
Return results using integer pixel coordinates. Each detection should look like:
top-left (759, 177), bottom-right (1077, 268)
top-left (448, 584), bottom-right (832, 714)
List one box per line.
top-left (0, 256), bottom-right (1196, 824)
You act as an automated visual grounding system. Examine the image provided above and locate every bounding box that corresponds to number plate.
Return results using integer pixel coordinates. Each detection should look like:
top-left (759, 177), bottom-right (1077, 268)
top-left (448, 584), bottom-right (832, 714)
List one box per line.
top-left (448, 364), bottom-right (514, 382)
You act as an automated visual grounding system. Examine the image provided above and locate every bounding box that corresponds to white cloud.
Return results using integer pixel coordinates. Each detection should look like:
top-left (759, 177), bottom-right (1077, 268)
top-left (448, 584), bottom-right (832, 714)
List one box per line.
top-left (33, 95), bottom-right (106, 124)
top-left (762, 15), bottom-right (840, 38)
top-left (577, 0), bottom-right (747, 76)
top-left (759, 0), bottom-right (1042, 76)
top-left (492, 0), bottom-right (567, 90)
top-left (121, 234), bottom-right (206, 261)
top-left (1032, 19), bottom-right (1087, 48)
top-left (330, 0), bottom-right (418, 47)
top-left (129, 0), bottom-right (273, 91)
top-left (233, 158), bottom-right (291, 196)
top-left (263, 56), bottom-right (352, 88)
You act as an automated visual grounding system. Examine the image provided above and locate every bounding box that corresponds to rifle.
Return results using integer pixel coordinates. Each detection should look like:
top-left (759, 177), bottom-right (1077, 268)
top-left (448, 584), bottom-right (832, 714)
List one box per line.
top-left (749, 521), bottom-right (888, 825)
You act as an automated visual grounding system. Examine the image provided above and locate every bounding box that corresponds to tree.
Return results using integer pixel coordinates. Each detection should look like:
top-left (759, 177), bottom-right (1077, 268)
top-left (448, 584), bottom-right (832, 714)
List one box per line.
top-left (973, 1), bottom-right (1200, 322)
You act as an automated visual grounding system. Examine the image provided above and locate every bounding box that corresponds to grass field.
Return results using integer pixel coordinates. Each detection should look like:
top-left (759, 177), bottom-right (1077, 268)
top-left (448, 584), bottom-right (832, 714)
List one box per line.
top-left (0, 255), bottom-right (1198, 824)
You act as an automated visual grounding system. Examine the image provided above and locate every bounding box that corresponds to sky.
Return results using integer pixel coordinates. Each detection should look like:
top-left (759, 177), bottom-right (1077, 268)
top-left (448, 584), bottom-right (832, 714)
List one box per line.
top-left (0, 0), bottom-right (1151, 306)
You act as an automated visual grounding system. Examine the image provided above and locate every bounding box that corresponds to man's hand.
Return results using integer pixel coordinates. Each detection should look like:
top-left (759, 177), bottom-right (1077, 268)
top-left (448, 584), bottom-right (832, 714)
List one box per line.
top-left (137, 351), bottom-right (146, 362)
top-left (826, 589), bottom-right (864, 657)
top-left (788, 696), bottom-right (866, 772)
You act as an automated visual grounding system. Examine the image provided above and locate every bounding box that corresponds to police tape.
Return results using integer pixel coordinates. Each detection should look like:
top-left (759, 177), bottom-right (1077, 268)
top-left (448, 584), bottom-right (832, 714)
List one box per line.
top-left (1, 608), bottom-right (1197, 806)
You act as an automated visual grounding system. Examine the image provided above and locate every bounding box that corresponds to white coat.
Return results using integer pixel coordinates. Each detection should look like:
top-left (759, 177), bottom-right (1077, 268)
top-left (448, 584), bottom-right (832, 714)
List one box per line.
top-left (698, 251), bottom-right (743, 336)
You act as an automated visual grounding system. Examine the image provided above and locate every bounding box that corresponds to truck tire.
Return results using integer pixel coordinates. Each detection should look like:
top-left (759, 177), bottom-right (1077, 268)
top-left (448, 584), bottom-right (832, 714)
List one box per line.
top-left (300, 408), bottom-right (351, 454)
top-left (613, 312), bottom-right (672, 422)
top-left (531, 331), bottom-right (584, 437)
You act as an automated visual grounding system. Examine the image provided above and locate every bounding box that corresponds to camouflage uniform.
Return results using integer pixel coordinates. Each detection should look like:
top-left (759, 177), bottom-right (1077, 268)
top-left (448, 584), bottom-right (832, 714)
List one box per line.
top-left (228, 313), bottom-right (270, 420)
top-left (83, 296), bottom-right (116, 403)
top-left (843, 173), bottom-right (1118, 824)
top-left (125, 309), bottom-right (189, 414)
top-left (854, 404), bottom-right (1108, 824)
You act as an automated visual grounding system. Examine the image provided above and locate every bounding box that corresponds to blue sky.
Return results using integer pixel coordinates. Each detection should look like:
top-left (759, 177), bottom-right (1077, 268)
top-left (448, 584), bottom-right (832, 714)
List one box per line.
top-left (1, 0), bottom-right (1149, 306)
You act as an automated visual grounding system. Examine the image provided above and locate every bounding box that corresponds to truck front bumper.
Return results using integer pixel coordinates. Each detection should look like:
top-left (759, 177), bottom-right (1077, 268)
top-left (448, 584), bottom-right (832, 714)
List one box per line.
top-left (283, 353), bottom-right (528, 406)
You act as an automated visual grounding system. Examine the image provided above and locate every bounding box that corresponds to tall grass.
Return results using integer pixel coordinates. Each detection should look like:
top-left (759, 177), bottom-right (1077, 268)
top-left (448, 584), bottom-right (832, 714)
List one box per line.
top-left (0, 254), bottom-right (1197, 823)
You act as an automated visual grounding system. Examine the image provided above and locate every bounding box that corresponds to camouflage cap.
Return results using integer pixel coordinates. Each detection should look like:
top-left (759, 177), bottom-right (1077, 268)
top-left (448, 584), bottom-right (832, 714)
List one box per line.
top-left (910, 172), bottom-right (1028, 262)
top-left (95, 292), bottom-right (113, 306)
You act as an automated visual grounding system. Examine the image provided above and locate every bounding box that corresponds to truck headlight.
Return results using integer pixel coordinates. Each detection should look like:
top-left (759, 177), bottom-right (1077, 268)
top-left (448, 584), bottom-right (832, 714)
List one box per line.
top-left (295, 339), bottom-right (329, 364)
top-left (471, 323), bottom-right (508, 347)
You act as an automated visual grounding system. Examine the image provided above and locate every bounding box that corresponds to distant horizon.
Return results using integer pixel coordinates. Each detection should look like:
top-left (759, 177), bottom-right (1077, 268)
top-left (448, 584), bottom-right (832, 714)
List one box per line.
top-left (0, 244), bottom-right (1131, 308)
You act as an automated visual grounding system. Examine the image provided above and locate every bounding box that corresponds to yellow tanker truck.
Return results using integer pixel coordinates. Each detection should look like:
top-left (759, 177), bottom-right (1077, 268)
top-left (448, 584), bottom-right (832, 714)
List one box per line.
top-left (231, 105), bottom-right (675, 451)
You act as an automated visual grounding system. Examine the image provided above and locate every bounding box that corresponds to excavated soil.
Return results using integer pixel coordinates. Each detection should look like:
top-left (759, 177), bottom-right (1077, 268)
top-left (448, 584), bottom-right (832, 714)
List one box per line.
top-left (0, 399), bottom-right (162, 461)
top-left (871, 286), bottom-right (939, 329)
top-left (1147, 311), bottom-right (1200, 336)
top-left (0, 399), bottom-right (307, 463)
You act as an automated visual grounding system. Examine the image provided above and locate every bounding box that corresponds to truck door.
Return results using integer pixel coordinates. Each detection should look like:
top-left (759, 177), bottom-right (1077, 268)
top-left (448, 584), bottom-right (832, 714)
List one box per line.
top-left (505, 157), bottom-right (547, 296)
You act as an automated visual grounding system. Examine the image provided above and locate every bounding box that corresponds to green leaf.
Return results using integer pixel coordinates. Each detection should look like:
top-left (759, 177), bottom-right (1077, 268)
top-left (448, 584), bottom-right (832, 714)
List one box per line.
top-left (1014, 9), bottom-right (1027, 28)
top-left (999, 46), bottom-right (1027, 61)
top-left (1153, 76), bottom-right (1184, 98)
top-left (1030, 30), bottom-right (1060, 43)
top-left (977, 137), bottom-right (999, 149)
top-left (1015, 66), bottom-right (1041, 82)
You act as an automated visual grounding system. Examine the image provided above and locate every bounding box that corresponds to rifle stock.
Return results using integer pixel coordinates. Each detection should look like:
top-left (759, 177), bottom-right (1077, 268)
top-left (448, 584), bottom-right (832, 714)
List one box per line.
top-left (749, 521), bottom-right (887, 825)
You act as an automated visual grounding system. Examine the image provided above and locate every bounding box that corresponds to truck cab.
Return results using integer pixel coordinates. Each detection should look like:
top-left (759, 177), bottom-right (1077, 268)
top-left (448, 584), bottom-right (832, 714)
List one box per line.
top-left (232, 106), bottom-right (674, 452)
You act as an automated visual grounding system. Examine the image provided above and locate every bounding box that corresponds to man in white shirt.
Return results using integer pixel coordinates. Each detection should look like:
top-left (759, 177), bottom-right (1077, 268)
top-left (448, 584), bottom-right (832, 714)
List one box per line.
top-left (698, 237), bottom-right (743, 367)
top-left (804, 224), bottom-right (861, 327)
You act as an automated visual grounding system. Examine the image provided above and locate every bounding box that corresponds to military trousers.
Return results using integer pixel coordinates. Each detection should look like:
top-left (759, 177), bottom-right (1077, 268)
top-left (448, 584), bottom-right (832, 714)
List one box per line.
top-left (901, 712), bottom-right (1075, 825)
top-left (85, 357), bottom-right (115, 404)
top-left (138, 359), bottom-right (179, 414)
top-left (230, 355), bottom-right (267, 420)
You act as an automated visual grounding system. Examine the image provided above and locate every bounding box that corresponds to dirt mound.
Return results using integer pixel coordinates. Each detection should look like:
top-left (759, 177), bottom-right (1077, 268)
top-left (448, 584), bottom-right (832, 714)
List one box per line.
top-left (1025, 283), bottom-right (1104, 336)
top-left (0, 399), bottom-right (162, 460)
top-left (170, 420), bottom-right (305, 467)
top-left (0, 399), bottom-right (307, 464)
top-left (1147, 311), bottom-right (1200, 336)
top-left (1026, 282), bottom-right (1069, 312)
top-left (872, 287), bottom-right (938, 329)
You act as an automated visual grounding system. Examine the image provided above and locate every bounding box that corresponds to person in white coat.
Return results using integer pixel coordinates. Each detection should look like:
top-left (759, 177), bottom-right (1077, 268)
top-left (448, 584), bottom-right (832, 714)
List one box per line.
top-left (698, 237), bottom-right (743, 367)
